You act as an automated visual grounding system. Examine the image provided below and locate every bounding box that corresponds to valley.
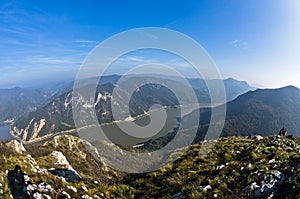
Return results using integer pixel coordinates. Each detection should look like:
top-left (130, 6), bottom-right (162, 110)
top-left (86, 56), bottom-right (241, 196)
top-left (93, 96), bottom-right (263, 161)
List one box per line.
top-left (1, 77), bottom-right (300, 199)
top-left (8, 75), bottom-right (253, 143)
top-left (1, 1), bottom-right (300, 198)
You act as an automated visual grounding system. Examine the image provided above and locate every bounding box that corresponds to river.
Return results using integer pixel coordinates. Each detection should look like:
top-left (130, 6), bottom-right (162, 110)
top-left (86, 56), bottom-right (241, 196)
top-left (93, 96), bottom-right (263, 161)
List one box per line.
top-left (78, 104), bottom-right (202, 146)
top-left (22, 104), bottom-right (205, 146)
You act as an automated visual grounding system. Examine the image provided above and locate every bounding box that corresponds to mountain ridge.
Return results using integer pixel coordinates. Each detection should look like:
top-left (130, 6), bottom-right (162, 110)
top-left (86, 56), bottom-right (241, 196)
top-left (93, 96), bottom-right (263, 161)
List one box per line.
top-left (1, 134), bottom-right (299, 198)
top-left (186, 85), bottom-right (300, 143)
top-left (0, 87), bottom-right (53, 124)
top-left (10, 76), bottom-right (253, 143)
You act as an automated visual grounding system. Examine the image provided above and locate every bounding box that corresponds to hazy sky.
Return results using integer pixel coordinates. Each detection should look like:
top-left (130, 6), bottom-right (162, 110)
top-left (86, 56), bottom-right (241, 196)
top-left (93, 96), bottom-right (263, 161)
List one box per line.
top-left (0, 0), bottom-right (300, 88)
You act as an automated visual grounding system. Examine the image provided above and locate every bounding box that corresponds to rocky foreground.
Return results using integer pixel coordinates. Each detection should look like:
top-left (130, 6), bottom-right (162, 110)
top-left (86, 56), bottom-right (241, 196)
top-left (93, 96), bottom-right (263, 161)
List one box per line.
top-left (0, 134), bottom-right (299, 198)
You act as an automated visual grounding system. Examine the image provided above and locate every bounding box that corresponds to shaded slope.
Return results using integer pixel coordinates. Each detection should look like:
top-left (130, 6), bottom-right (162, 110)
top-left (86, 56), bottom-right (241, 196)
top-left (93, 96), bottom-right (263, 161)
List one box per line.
top-left (187, 86), bottom-right (300, 143)
top-left (0, 87), bottom-right (51, 123)
top-left (223, 86), bottom-right (300, 137)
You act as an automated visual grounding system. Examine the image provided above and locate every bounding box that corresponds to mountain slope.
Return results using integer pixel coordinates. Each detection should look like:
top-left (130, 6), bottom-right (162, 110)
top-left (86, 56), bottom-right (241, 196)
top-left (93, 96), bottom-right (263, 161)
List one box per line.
top-left (0, 87), bottom-right (51, 124)
top-left (0, 135), bottom-right (118, 198)
top-left (222, 86), bottom-right (300, 137)
top-left (125, 135), bottom-right (300, 198)
top-left (11, 76), bottom-right (254, 142)
top-left (223, 77), bottom-right (255, 101)
top-left (1, 134), bottom-right (299, 198)
top-left (187, 86), bottom-right (300, 142)
top-left (60, 74), bottom-right (254, 103)
top-left (188, 77), bottom-right (255, 102)
top-left (12, 82), bottom-right (182, 142)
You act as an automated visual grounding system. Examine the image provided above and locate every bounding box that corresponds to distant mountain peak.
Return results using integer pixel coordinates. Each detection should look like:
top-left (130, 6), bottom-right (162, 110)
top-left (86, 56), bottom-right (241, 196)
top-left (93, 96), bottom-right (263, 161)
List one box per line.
top-left (278, 85), bottom-right (299, 90)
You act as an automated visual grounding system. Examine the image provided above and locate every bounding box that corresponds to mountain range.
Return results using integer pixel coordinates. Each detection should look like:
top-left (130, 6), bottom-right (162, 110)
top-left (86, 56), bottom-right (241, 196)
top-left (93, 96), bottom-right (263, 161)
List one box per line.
top-left (7, 75), bottom-right (300, 150)
top-left (125, 85), bottom-right (300, 149)
top-left (1, 76), bottom-right (300, 199)
top-left (10, 75), bottom-right (254, 142)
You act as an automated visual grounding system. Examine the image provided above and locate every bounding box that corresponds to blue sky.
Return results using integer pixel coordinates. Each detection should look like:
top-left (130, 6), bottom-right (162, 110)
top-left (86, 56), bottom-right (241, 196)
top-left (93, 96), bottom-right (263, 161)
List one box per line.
top-left (0, 0), bottom-right (300, 88)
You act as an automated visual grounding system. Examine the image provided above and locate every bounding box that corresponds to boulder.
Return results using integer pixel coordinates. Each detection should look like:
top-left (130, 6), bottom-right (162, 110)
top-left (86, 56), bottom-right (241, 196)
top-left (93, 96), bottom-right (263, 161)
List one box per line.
top-left (49, 168), bottom-right (81, 182)
top-left (48, 151), bottom-right (82, 182)
top-left (253, 135), bottom-right (264, 141)
top-left (197, 185), bottom-right (212, 191)
top-left (66, 185), bottom-right (77, 193)
top-left (32, 192), bottom-right (42, 199)
top-left (61, 191), bottom-right (71, 199)
top-left (254, 170), bottom-right (285, 197)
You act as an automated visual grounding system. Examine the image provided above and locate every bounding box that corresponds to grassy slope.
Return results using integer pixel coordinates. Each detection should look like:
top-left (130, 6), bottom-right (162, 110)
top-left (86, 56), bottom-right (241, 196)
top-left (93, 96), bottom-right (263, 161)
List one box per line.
top-left (124, 135), bottom-right (300, 198)
top-left (0, 135), bottom-right (299, 198)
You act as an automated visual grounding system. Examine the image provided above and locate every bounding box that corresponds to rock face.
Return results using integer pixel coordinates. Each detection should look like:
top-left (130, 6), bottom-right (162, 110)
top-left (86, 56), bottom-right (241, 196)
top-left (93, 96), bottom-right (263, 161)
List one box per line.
top-left (50, 151), bottom-right (71, 169)
top-left (48, 151), bottom-right (82, 182)
top-left (6, 140), bottom-right (26, 154)
top-left (0, 135), bottom-right (109, 198)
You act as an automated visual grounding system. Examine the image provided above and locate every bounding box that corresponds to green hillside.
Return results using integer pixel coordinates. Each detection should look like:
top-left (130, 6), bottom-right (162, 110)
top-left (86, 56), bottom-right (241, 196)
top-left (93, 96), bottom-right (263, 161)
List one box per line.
top-left (0, 134), bottom-right (299, 198)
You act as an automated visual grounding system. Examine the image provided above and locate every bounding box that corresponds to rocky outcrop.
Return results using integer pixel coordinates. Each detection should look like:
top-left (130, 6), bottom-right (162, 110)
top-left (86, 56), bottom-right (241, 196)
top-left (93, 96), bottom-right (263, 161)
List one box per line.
top-left (5, 140), bottom-right (26, 154)
top-left (1, 134), bottom-right (299, 198)
top-left (48, 151), bottom-right (82, 182)
top-left (7, 165), bottom-right (56, 198)
top-left (242, 170), bottom-right (286, 198)
top-left (0, 135), bottom-right (110, 198)
top-left (254, 170), bottom-right (285, 197)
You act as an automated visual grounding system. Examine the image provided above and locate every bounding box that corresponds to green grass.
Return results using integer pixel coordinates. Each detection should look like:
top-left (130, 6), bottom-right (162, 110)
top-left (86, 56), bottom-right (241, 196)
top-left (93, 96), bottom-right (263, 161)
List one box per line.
top-left (123, 135), bottom-right (300, 198)
top-left (1, 135), bottom-right (300, 198)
